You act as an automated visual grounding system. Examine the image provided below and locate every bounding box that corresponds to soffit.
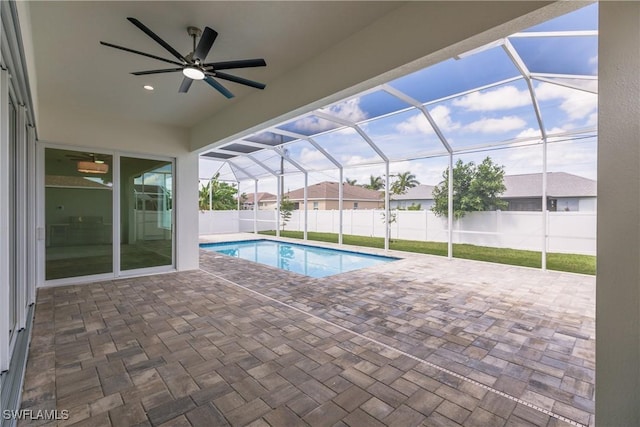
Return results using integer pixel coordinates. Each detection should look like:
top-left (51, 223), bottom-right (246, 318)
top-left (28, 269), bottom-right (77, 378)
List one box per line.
top-left (28, 1), bottom-right (404, 129)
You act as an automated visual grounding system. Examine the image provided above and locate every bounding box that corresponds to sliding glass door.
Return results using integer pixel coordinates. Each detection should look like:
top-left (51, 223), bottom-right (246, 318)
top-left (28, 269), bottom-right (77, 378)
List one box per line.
top-left (44, 148), bottom-right (113, 279)
top-left (120, 157), bottom-right (173, 271)
top-left (43, 149), bottom-right (174, 282)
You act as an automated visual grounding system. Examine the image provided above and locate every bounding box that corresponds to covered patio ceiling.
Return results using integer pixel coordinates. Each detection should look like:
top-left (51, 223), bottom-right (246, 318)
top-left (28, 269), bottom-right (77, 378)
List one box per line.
top-left (200, 4), bottom-right (598, 182)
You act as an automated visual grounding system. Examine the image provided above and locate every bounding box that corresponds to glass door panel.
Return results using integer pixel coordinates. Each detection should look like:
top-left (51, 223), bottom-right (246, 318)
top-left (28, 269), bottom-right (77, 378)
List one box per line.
top-left (45, 148), bottom-right (113, 279)
top-left (120, 157), bottom-right (173, 271)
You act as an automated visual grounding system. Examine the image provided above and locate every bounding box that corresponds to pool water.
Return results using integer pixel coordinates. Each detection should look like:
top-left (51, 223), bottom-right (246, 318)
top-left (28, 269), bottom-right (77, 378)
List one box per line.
top-left (200, 239), bottom-right (397, 278)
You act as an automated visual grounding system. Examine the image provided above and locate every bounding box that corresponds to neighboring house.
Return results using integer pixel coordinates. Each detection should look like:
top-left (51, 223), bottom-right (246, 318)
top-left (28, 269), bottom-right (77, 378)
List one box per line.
top-left (263, 181), bottom-right (383, 210)
top-left (502, 172), bottom-right (597, 211)
top-left (389, 172), bottom-right (597, 212)
top-left (241, 192), bottom-right (277, 210)
top-left (390, 185), bottom-right (436, 210)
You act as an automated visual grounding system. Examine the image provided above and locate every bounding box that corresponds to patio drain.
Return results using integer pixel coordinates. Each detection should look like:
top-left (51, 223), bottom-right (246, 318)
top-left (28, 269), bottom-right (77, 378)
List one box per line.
top-left (199, 268), bottom-right (587, 427)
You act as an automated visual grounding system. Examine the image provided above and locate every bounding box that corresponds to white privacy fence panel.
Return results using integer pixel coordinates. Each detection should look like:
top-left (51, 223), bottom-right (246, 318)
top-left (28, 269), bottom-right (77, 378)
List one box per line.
top-left (547, 212), bottom-right (597, 255)
top-left (239, 210), bottom-right (277, 232)
top-left (199, 211), bottom-right (239, 234)
top-left (200, 209), bottom-right (596, 255)
top-left (199, 210), bottom-right (278, 234)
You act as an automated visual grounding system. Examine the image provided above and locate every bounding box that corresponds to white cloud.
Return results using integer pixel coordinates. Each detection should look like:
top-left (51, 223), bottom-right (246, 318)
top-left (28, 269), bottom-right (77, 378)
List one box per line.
top-left (516, 126), bottom-right (568, 140)
top-left (464, 116), bottom-right (527, 133)
top-left (534, 82), bottom-right (597, 121)
top-left (291, 98), bottom-right (367, 133)
top-left (341, 154), bottom-right (380, 166)
top-left (396, 113), bottom-right (432, 134)
top-left (452, 85), bottom-right (531, 111)
top-left (498, 138), bottom-right (597, 180)
top-left (431, 105), bottom-right (461, 132)
top-left (516, 127), bottom-right (542, 139)
top-left (320, 98), bottom-right (368, 122)
top-left (396, 105), bottom-right (460, 135)
top-left (298, 147), bottom-right (329, 166)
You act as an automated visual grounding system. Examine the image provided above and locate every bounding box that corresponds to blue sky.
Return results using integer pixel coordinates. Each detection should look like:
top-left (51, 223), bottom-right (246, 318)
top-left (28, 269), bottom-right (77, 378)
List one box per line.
top-left (201, 3), bottom-right (598, 194)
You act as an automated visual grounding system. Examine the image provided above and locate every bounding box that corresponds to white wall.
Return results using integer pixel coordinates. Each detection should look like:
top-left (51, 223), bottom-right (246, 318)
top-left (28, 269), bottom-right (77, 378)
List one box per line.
top-left (201, 209), bottom-right (596, 256)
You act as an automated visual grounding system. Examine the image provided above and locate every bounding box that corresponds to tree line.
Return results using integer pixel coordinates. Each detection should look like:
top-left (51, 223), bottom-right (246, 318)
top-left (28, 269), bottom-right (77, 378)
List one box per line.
top-left (345, 171), bottom-right (420, 195)
top-left (201, 157), bottom-right (508, 219)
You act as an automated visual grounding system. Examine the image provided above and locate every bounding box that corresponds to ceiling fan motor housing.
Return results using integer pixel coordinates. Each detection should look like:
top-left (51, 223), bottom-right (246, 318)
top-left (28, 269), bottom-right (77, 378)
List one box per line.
top-left (187, 26), bottom-right (202, 38)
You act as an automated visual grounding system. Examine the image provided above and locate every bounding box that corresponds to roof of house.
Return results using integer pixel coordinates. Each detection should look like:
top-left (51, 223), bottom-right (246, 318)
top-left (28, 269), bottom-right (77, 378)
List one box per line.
top-left (45, 175), bottom-right (111, 189)
top-left (264, 181), bottom-right (383, 201)
top-left (243, 192), bottom-right (277, 204)
top-left (390, 172), bottom-right (596, 201)
top-left (391, 185), bottom-right (436, 201)
top-left (503, 172), bottom-right (596, 198)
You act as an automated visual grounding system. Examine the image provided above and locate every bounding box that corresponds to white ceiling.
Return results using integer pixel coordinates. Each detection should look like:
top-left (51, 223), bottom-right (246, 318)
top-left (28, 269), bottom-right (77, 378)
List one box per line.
top-left (27, 1), bottom-right (404, 128)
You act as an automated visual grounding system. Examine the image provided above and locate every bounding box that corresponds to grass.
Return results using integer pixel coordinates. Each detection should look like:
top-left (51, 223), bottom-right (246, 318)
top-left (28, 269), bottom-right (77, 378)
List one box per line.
top-left (259, 230), bottom-right (596, 275)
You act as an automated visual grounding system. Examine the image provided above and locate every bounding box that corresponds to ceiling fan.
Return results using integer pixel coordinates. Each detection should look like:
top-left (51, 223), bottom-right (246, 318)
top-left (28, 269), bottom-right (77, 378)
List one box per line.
top-left (100, 17), bottom-right (266, 98)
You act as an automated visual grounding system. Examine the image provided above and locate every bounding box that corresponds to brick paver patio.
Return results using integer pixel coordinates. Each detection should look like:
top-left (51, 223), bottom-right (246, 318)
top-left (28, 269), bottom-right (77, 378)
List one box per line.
top-left (20, 236), bottom-right (595, 426)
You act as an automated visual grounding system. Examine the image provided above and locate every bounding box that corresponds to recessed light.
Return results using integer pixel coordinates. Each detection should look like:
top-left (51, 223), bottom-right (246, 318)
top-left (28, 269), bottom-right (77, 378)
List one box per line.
top-left (143, 85), bottom-right (154, 91)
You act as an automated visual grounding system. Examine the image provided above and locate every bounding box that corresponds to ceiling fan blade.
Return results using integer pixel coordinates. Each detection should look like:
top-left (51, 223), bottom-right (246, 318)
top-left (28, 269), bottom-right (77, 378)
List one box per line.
top-left (179, 77), bottom-right (193, 93)
top-left (212, 71), bottom-right (266, 90)
top-left (100, 41), bottom-right (183, 66)
top-left (131, 67), bottom-right (184, 76)
top-left (193, 27), bottom-right (218, 62)
top-left (204, 58), bottom-right (266, 70)
top-left (204, 76), bottom-right (234, 98)
top-left (127, 17), bottom-right (187, 63)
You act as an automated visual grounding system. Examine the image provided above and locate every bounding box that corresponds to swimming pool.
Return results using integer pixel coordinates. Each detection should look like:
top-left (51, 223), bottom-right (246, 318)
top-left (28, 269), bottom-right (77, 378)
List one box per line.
top-left (200, 239), bottom-right (398, 278)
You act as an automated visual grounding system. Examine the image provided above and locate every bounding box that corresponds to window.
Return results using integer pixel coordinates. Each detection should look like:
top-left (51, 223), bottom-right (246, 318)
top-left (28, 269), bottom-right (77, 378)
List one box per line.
top-left (313, 202), bottom-right (319, 210)
top-left (353, 202), bottom-right (359, 210)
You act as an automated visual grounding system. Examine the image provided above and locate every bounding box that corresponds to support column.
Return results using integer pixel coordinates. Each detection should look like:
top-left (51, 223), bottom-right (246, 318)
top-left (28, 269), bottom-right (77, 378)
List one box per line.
top-left (253, 180), bottom-right (258, 234)
top-left (303, 173), bottom-right (308, 240)
top-left (384, 161), bottom-right (390, 251)
top-left (208, 177), bottom-right (213, 210)
top-left (596, 2), bottom-right (640, 425)
top-left (276, 175), bottom-right (281, 237)
top-left (338, 168), bottom-right (343, 245)
top-left (236, 181), bottom-right (241, 211)
top-left (541, 137), bottom-right (548, 270)
top-left (447, 153), bottom-right (453, 259)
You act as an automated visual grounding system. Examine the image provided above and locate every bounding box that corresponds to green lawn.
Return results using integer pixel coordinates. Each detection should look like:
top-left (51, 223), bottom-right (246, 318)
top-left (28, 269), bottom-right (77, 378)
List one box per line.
top-left (259, 230), bottom-right (596, 275)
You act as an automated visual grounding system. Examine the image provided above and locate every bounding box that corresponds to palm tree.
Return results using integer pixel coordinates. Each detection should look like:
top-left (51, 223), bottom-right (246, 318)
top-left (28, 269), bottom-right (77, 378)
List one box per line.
top-left (364, 175), bottom-right (384, 190)
top-left (345, 178), bottom-right (358, 186)
top-left (391, 171), bottom-right (420, 195)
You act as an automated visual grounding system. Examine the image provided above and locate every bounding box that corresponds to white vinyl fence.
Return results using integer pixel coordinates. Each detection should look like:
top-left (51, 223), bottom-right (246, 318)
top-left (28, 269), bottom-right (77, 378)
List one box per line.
top-left (199, 210), bottom-right (276, 234)
top-left (199, 209), bottom-right (596, 255)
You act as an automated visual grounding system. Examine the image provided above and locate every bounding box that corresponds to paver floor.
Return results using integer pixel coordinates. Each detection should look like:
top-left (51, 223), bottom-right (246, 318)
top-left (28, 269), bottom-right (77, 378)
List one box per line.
top-left (20, 236), bottom-right (595, 426)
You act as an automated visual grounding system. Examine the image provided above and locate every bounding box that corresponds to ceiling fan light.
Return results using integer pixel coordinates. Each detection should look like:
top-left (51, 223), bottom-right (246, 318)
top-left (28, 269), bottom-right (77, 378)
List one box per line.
top-left (77, 161), bottom-right (109, 174)
top-left (183, 67), bottom-right (205, 80)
